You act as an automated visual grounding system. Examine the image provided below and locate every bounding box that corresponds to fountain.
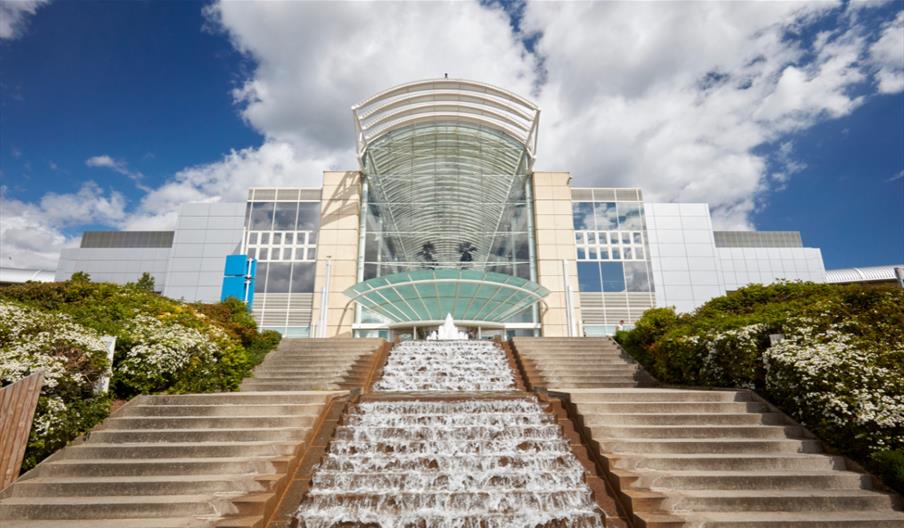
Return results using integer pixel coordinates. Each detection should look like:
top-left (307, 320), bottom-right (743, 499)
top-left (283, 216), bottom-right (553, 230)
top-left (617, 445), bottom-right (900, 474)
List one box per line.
top-left (296, 336), bottom-right (604, 527)
top-left (373, 340), bottom-right (516, 392)
top-left (427, 313), bottom-right (469, 340)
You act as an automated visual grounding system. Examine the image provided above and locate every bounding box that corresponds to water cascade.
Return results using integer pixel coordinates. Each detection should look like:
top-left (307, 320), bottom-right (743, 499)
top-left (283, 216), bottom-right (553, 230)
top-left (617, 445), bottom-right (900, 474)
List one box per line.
top-left (297, 339), bottom-right (604, 527)
top-left (373, 340), bottom-right (516, 392)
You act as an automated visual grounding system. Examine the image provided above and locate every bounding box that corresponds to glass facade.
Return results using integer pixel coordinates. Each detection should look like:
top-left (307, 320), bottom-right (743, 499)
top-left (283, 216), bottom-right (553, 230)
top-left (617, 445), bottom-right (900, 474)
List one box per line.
top-left (244, 195), bottom-right (320, 335)
top-left (573, 200), bottom-right (653, 292)
top-left (357, 123), bottom-right (538, 329)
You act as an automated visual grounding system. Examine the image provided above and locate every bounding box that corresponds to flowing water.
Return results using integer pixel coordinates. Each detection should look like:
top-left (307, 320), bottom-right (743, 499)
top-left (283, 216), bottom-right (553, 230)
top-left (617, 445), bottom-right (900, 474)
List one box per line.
top-left (373, 340), bottom-right (516, 392)
top-left (296, 340), bottom-right (604, 528)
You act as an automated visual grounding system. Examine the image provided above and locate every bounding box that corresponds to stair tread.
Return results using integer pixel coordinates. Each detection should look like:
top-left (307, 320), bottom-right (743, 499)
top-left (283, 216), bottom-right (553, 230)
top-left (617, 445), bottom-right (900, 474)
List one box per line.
top-left (1, 494), bottom-right (228, 504)
top-left (17, 473), bottom-right (278, 484)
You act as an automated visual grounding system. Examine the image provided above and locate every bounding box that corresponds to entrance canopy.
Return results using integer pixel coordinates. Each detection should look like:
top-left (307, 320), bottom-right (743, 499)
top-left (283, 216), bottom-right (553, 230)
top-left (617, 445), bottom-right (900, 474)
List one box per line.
top-left (345, 269), bottom-right (548, 325)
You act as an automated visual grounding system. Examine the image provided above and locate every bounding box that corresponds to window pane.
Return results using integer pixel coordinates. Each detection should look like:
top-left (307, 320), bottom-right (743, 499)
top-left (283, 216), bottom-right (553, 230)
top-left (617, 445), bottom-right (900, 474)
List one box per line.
top-left (290, 262), bottom-right (315, 292)
top-left (611, 247), bottom-right (621, 260)
top-left (577, 262), bottom-right (602, 292)
top-left (254, 262), bottom-right (268, 293)
top-left (260, 232), bottom-right (270, 245)
top-left (577, 247), bottom-right (586, 260)
top-left (572, 202), bottom-right (595, 230)
top-left (267, 263), bottom-right (291, 292)
top-left (602, 262), bottom-right (625, 292)
top-left (295, 248), bottom-right (306, 260)
top-left (273, 202), bottom-right (298, 231)
top-left (624, 262), bottom-right (651, 292)
top-left (599, 247), bottom-right (609, 260)
top-left (617, 203), bottom-right (644, 230)
top-left (282, 248), bottom-right (293, 260)
top-left (634, 246), bottom-right (645, 260)
top-left (248, 232), bottom-right (259, 245)
top-left (621, 232), bottom-right (631, 244)
top-left (297, 203), bottom-right (320, 232)
top-left (594, 202), bottom-right (618, 230)
top-left (623, 247), bottom-right (633, 260)
top-left (272, 233), bottom-right (283, 245)
top-left (633, 232), bottom-right (642, 244)
top-left (575, 232), bottom-right (585, 245)
top-left (250, 202), bottom-right (275, 230)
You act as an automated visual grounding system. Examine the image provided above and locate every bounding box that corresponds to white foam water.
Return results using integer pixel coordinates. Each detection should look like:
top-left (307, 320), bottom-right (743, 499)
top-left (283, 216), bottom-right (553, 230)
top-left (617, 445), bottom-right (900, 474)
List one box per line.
top-left (296, 398), bottom-right (603, 528)
top-left (373, 340), bottom-right (516, 392)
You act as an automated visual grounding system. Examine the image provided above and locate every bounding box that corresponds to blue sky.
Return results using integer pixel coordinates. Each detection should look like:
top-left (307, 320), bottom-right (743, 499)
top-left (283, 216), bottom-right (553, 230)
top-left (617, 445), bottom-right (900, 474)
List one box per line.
top-left (0, 1), bottom-right (902, 270)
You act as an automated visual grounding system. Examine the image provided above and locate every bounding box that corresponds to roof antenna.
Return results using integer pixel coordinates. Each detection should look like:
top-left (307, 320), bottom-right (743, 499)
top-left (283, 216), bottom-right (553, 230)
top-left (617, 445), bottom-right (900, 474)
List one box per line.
top-left (444, 73), bottom-right (448, 79)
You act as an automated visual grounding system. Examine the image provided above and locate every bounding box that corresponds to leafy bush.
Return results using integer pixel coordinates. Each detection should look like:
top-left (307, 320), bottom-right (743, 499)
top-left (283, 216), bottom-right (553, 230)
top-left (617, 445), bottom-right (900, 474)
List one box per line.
top-left (0, 279), bottom-right (282, 471)
top-left (0, 301), bottom-right (111, 471)
top-left (617, 282), bottom-right (904, 493)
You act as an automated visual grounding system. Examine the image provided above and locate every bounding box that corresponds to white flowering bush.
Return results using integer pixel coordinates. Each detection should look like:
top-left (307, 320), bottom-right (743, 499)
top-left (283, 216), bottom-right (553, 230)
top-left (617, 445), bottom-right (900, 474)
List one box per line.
top-left (620, 282), bottom-right (904, 493)
top-left (765, 322), bottom-right (904, 458)
top-left (0, 301), bottom-right (111, 471)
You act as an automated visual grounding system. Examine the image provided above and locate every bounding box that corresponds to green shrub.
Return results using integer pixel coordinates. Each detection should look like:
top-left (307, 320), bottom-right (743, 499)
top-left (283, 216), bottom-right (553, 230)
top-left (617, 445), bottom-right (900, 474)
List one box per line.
top-left (0, 301), bottom-right (111, 471)
top-left (619, 282), bottom-right (904, 493)
top-left (0, 280), bottom-right (283, 471)
top-left (870, 450), bottom-right (904, 493)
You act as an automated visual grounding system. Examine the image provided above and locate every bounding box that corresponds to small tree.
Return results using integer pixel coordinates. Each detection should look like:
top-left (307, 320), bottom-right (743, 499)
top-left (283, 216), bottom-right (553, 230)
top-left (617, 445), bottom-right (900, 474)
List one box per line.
top-left (136, 272), bottom-right (156, 292)
top-left (70, 271), bottom-right (91, 283)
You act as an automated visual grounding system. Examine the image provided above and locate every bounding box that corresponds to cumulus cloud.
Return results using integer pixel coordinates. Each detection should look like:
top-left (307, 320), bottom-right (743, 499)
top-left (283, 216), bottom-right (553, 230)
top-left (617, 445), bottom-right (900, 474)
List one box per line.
top-left (86, 154), bottom-right (149, 191)
top-left (870, 10), bottom-right (904, 93)
top-left (0, 182), bottom-right (127, 269)
top-left (0, 0), bottom-right (48, 40)
top-left (5, 1), bottom-right (902, 268)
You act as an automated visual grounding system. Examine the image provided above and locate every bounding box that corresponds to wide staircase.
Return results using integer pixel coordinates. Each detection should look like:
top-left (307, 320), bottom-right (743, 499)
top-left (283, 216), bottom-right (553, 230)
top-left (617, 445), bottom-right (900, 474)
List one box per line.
top-left (240, 338), bottom-right (384, 392)
top-left (0, 391), bottom-right (343, 527)
top-left (513, 337), bottom-right (654, 389)
top-left (523, 335), bottom-right (904, 527)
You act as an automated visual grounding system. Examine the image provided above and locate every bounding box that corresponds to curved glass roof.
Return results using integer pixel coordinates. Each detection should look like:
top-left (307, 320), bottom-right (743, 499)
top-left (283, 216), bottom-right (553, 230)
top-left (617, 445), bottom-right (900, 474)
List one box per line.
top-left (345, 269), bottom-right (549, 325)
top-left (352, 79), bottom-right (540, 166)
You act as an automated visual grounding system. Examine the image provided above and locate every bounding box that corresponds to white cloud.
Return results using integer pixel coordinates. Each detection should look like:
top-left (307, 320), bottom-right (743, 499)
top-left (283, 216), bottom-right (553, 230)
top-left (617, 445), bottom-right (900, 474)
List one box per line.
top-left (0, 182), bottom-right (127, 269)
top-left (86, 154), bottom-right (149, 191)
top-left (870, 10), bottom-right (904, 93)
top-left (0, 0), bottom-right (48, 40)
top-left (5, 1), bottom-right (902, 269)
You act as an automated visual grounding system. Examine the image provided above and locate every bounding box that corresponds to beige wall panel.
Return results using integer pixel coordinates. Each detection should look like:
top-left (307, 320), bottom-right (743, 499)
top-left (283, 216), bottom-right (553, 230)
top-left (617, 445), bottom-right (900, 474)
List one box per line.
top-left (532, 171), bottom-right (581, 337)
top-left (311, 170), bottom-right (362, 338)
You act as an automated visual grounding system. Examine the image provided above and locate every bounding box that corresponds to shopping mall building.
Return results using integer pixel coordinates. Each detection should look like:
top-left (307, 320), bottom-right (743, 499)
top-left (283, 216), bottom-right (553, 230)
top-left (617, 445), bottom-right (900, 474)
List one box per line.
top-left (56, 79), bottom-right (826, 339)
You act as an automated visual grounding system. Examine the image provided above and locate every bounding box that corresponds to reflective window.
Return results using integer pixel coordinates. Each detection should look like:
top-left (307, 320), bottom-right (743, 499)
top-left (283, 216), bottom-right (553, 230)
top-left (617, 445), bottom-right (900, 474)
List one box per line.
top-left (290, 262), bottom-right (315, 293)
top-left (593, 202), bottom-right (618, 230)
top-left (273, 202), bottom-right (298, 231)
top-left (572, 202), bottom-right (595, 230)
top-left (617, 203), bottom-right (644, 230)
top-left (577, 262), bottom-right (602, 292)
top-left (266, 263), bottom-right (291, 292)
top-left (254, 263), bottom-right (268, 293)
top-left (602, 262), bottom-right (625, 292)
top-left (297, 203), bottom-right (320, 232)
top-left (250, 202), bottom-right (275, 230)
top-left (624, 262), bottom-right (651, 292)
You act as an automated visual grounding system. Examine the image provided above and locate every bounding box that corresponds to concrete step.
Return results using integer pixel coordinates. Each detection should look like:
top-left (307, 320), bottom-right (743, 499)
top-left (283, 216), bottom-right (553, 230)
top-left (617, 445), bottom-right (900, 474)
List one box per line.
top-left (0, 494), bottom-right (227, 519)
top-left (583, 413), bottom-right (782, 426)
top-left (663, 489), bottom-right (900, 512)
top-left (144, 392), bottom-right (339, 405)
top-left (570, 389), bottom-right (745, 403)
top-left (122, 403), bottom-right (323, 417)
top-left (89, 427), bottom-right (309, 443)
top-left (8, 474), bottom-right (273, 497)
top-left (576, 402), bottom-right (768, 414)
top-left (1, 519), bottom-right (213, 527)
top-left (37, 457), bottom-right (288, 478)
top-left (60, 441), bottom-right (298, 459)
top-left (590, 424), bottom-right (802, 440)
top-left (674, 510), bottom-right (904, 527)
top-left (103, 415), bottom-right (317, 429)
top-left (612, 453), bottom-right (843, 472)
top-left (637, 470), bottom-right (870, 490)
top-left (599, 438), bottom-right (821, 455)
top-left (240, 382), bottom-right (340, 392)
top-left (550, 382), bottom-right (640, 388)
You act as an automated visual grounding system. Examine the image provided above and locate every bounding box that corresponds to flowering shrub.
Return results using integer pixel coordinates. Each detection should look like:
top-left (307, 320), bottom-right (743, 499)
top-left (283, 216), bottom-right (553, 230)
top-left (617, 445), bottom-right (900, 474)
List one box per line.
top-left (0, 279), bottom-right (281, 472)
top-left (0, 301), bottom-right (111, 471)
top-left (618, 282), bottom-right (904, 493)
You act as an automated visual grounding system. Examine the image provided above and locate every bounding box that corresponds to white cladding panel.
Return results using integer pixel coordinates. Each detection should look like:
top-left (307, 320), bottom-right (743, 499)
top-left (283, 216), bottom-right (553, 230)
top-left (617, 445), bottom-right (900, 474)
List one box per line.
top-left (162, 202), bottom-right (245, 303)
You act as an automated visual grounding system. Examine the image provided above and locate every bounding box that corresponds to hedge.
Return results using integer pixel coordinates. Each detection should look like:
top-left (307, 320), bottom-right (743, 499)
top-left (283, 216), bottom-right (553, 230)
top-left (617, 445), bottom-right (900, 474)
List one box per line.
top-left (617, 282), bottom-right (904, 493)
top-left (0, 277), bottom-right (281, 471)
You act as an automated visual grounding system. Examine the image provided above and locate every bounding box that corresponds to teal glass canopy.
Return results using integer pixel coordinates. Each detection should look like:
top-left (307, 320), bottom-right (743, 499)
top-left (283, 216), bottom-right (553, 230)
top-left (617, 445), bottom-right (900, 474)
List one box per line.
top-left (345, 269), bottom-right (549, 325)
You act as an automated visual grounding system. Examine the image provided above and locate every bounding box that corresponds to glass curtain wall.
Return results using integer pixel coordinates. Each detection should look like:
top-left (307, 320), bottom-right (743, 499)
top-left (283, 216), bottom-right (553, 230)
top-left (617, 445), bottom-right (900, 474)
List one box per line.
top-left (358, 123), bottom-right (536, 326)
top-left (244, 198), bottom-right (320, 335)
